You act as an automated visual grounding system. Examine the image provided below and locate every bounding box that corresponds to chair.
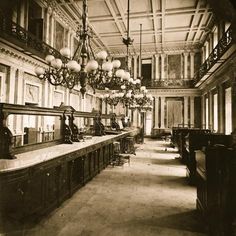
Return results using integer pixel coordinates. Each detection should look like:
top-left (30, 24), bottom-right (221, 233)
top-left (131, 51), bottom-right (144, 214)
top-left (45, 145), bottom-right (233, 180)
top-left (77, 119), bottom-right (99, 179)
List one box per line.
top-left (110, 141), bottom-right (130, 166)
top-left (124, 136), bottom-right (136, 155)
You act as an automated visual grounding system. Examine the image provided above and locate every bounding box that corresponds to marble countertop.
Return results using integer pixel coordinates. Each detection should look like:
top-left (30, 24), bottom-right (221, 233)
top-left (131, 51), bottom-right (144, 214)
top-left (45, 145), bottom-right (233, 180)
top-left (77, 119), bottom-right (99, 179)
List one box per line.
top-left (0, 130), bottom-right (136, 173)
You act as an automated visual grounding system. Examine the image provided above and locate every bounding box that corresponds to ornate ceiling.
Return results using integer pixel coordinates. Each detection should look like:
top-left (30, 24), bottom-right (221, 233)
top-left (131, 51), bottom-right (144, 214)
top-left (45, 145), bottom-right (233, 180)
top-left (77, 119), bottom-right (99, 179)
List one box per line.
top-left (53, 0), bottom-right (213, 56)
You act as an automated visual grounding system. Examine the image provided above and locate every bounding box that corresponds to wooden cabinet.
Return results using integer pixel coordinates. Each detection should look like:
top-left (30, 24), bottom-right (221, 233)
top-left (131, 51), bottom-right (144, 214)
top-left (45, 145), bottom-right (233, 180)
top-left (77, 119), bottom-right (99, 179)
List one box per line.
top-left (68, 156), bottom-right (84, 195)
top-left (24, 166), bottom-right (44, 217)
top-left (0, 169), bottom-right (29, 220)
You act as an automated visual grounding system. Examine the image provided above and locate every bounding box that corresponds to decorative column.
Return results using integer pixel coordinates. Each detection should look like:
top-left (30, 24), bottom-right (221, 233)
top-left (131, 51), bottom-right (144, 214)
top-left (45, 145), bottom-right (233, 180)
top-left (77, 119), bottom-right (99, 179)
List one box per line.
top-left (183, 52), bottom-right (189, 80)
top-left (42, 80), bottom-right (49, 107)
top-left (15, 70), bottom-right (24, 140)
top-left (70, 33), bottom-right (75, 56)
top-left (201, 95), bottom-right (205, 129)
top-left (160, 97), bottom-right (165, 128)
top-left (19, 1), bottom-right (26, 28)
top-left (133, 55), bottom-right (138, 80)
top-left (7, 67), bottom-right (16, 104)
top-left (6, 67), bottom-right (16, 131)
top-left (50, 13), bottom-right (55, 47)
top-left (16, 69), bottom-right (24, 105)
top-left (133, 109), bottom-right (138, 127)
top-left (208, 91), bottom-right (213, 130)
top-left (67, 27), bottom-right (72, 49)
top-left (155, 54), bottom-right (159, 81)
top-left (161, 54), bottom-right (165, 80)
top-left (151, 55), bottom-right (155, 81)
top-left (190, 52), bottom-right (195, 79)
top-left (184, 96), bottom-right (189, 126)
top-left (201, 47), bottom-right (205, 64)
top-left (217, 85), bottom-right (224, 133)
top-left (190, 96), bottom-right (195, 127)
top-left (154, 96), bottom-right (159, 128)
top-left (65, 88), bottom-right (70, 105)
top-left (232, 74), bottom-right (236, 132)
top-left (44, 8), bottom-right (51, 44)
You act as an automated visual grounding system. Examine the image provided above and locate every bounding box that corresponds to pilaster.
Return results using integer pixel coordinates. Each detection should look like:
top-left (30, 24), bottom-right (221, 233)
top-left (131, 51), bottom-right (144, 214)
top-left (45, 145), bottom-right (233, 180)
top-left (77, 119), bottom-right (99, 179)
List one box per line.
top-left (184, 96), bottom-right (189, 126)
top-left (190, 52), bottom-right (195, 79)
top-left (190, 96), bottom-right (194, 127)
top-left (161, 54), bottom-right (165, 80)
top-left (155, 54), bottom-right (159, 80)
top-left (154, 96), bottom-right (159, 128)
top-left (160, 97), bottom-right (165, 128)
top-left (183, 52), bottom-right (189, 80)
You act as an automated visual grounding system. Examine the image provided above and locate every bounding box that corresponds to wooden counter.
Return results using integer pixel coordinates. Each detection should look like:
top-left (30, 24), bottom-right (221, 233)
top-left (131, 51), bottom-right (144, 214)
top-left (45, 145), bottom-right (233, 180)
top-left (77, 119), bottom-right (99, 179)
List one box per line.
top-left (0, 129), bottom-right (139, 224)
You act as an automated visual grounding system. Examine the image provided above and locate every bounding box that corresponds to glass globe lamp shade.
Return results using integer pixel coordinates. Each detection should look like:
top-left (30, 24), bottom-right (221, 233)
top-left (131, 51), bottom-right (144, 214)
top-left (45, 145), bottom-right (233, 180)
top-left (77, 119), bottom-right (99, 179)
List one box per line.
top-left (115, 69), bottom-right (125, 78)
top-left (35, 67), bottom-right (45, 76)
top-left (123, 72), bottom-right (130, 80)
top-left (140, 86), bottom-right (146, 91)
top-left (60, 47), bottom-right (71, 57)
top-left (112, 60), bottom-right (121, 69)
top-left (102, 61), bottom-right (113, 72)
top-left (86, 60), bottom-right (99, 72)
top-left (45, 55), bottom-right (55, 64)
top-left (96, 51), bottom-right (108, 60)
top-left (67, 60), bottom-right (80, 71)
top-left (51, 59), bottom-right (62, 69)
top-left (121, 85), bottom-right (126, 90)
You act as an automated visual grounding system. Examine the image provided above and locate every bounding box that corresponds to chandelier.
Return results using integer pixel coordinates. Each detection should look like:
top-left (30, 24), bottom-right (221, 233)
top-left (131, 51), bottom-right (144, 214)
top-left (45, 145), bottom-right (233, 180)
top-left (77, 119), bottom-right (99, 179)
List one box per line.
top-left (103, 90), bottom-right (124, 107)
top-left (35, 0), bottom-right (124, 97)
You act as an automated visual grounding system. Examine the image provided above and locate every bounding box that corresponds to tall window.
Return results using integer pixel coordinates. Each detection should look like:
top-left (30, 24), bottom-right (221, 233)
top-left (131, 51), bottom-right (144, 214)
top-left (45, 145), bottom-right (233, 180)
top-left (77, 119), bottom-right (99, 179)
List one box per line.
top-left (28, 1), bottom-right (43, 40)
top-left (213, 93), bottom-right (218, 132)
top-left (205, 97), bottom-right (209, 129)
top-left (225, 87), bottom-right (232, 134)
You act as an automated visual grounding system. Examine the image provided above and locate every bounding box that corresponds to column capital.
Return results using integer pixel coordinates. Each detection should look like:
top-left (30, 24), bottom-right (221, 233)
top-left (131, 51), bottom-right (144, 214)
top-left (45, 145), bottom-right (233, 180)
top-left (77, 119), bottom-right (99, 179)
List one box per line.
top-left (183, 52), bottom-right (189, 57)
top-left (190, 52), bottom-right (195, 56)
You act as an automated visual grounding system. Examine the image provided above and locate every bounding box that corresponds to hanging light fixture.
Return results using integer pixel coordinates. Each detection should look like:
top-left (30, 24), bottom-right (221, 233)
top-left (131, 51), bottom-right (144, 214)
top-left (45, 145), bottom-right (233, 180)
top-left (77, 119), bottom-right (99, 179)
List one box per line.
top-left (35, 0), bottom-right (124, 97)
top-left (103, 90), bottom-right (125, 107)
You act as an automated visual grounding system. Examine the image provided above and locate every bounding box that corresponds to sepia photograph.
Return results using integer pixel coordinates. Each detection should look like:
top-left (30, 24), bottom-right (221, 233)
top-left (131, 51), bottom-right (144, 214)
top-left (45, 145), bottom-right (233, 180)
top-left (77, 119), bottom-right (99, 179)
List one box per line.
top-left (0, 0), bottom-right (236, 235)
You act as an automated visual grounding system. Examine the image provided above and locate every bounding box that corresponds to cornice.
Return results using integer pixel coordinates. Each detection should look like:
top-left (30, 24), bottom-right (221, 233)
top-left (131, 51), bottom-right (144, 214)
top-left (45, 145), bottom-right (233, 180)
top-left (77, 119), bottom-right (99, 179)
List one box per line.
top-left (0, 42), bottom-right (46, 69)
top-left (148, 88), bottom-right (201, 97)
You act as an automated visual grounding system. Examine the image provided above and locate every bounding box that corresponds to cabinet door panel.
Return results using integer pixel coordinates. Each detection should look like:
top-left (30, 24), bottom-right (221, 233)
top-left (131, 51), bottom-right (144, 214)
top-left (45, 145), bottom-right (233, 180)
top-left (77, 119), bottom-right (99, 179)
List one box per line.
top-left (58, 163), bottom-right (70, 203)
top-left (43, 166), bottom-right (59, 212)
top-left (83, 155), bottom-right (90, 183)
top-left (69, 157), bottom-right (83, 194)
top-left (24, 170), bottom-right (44, 216)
